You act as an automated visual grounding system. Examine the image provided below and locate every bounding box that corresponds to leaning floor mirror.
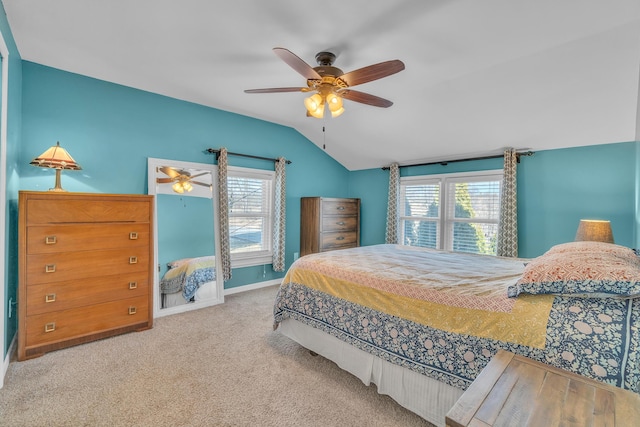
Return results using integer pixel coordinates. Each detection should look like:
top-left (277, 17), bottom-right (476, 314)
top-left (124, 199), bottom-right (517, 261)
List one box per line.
top-left (148, 158), bottom-right (224, 317)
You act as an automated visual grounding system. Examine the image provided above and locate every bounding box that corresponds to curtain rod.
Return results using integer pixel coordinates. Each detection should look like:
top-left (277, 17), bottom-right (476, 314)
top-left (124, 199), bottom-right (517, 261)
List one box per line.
top-left (205, 148), bottom-right (292, 164)
top-left (381, 151), bottom-right (534, 170)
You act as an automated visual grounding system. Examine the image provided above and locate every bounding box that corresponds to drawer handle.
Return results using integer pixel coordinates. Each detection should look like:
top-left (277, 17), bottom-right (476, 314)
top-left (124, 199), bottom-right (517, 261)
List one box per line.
top-left (129, 232), bottom-right (138, 240)
top-left (129, 281), bottom-right (138, 290)
top-left (45, 264), bottom-right (56, 273)
top-left (128, 306), bottom-right (137, 315)
top-left (45, 293), bottom-right (56, 303)
top-left (45, 236), bottom-right (57, 245)
top-left (129, 256), bottom-right (138, 264)
top-left (44, 322), bottom-right (56, 333)
top-left (337, 221), bottom-right (346, 226)
top-left (336, 206), bottom-right (345, 210)
top-left (336, 236), bottom-right (345, 241)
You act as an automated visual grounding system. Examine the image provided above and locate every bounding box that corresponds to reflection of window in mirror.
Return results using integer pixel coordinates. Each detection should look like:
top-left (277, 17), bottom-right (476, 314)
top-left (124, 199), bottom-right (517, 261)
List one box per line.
top-left (147, 158), bottom-right (223, 317)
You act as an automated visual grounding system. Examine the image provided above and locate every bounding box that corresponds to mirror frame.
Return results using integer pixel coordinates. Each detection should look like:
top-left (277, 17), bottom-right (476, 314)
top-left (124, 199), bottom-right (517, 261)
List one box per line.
top-left (147, 157), bottom-right (224, 317)
top-left (0, 25), bottom-right (9, 384)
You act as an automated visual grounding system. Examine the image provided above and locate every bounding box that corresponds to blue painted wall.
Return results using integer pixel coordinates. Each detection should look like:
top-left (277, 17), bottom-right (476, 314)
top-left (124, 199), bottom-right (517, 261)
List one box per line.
top-left (349, 141), bottom-right (638, 258)
top-left (19, 62), bottom-right (351, 291)
top-left (156, 194), bottom-right (215, 278)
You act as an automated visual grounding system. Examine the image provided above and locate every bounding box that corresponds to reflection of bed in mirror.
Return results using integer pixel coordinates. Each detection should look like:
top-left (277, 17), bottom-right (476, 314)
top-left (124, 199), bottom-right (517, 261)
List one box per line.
top-left (160, 256), bottom-right (216, 308)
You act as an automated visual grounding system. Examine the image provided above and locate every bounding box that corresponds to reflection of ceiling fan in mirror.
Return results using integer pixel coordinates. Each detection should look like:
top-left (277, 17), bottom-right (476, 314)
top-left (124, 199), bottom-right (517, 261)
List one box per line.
top-left (156, 166), bottom-right (212, 194)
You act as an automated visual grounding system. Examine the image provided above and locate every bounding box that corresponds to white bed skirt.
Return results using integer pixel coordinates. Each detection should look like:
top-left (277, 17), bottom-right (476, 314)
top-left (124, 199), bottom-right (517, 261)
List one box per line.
top-left (278, 318), bottom-right (463, 427)
top-left (162, 280), bottom-right (216, 308)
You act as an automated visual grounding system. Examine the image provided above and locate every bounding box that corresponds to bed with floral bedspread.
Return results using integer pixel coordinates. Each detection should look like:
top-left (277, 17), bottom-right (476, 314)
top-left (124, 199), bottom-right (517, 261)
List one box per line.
top-left (273, 243), bottom-right (640, 394)
top-left (160, 255), bottom-right (216, 301)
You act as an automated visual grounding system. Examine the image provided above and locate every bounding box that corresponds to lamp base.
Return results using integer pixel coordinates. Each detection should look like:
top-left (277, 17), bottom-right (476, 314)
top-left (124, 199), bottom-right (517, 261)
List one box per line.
top-left (48, 168), bottom-right (67, 192)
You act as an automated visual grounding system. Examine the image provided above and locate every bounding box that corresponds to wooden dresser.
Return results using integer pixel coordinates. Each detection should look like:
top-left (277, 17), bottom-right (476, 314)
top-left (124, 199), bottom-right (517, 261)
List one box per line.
top-left (300, 197), bottom-right (360, 256)
top-left (18, 191), bottom-right (154, 361)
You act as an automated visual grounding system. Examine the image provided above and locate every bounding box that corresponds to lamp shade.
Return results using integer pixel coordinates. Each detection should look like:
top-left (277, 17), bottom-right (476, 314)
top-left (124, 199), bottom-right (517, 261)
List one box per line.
top-left (30, 141), bottom-right (82, 192)
top-left (30, 141), bottom-right (82, 171)
top-left (575, 219), bottom-right (614, 244)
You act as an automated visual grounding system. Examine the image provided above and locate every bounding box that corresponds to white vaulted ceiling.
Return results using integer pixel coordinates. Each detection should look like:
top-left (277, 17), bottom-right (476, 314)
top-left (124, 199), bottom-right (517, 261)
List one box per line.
top-left (3, 0), bottom-right (640, 170)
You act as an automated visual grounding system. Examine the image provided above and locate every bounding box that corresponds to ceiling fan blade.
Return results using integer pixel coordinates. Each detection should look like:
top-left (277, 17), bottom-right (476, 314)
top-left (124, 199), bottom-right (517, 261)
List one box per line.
top-left (340, 89), bottom-right (394, 108)
top-left (245, 87), bottom-right (309, 94)
top-left (159, 166), bottom-right (180, 179)
top-left (273, 47), bottom-right (322, 80)
top-left (339, 60), bottom-right (405, 87)
top-left (189, 172), bottom-right (210, 179)
top-left (156, 177), bottom-right (175, 184)
top-left (192, 181), bottom-right (212, 187)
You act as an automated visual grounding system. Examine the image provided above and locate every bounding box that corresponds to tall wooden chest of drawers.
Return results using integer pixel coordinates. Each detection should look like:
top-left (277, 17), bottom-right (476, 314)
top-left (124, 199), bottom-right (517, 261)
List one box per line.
top-left (18, 191), bottom-right (154, 361)
top-left (300, 197), bottom-right (360, 256)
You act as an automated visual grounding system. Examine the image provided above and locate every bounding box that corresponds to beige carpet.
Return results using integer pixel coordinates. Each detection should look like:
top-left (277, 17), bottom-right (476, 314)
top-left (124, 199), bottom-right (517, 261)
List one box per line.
top-left (0, 285), bottom-right (434, 427)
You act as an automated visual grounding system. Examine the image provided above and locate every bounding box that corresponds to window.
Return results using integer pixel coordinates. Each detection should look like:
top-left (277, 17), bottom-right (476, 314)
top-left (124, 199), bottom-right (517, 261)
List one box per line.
top-left (227, 166), bottom-right (275, 267)
top-left (399, 170), bottom-right (503, 255)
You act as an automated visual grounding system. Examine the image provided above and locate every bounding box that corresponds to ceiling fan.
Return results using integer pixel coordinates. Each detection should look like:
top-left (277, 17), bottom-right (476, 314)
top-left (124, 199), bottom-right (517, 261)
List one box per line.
top-left (156, 166), bottom-right (211, 194)
top-left (244, 47), bottom-right (405, 118)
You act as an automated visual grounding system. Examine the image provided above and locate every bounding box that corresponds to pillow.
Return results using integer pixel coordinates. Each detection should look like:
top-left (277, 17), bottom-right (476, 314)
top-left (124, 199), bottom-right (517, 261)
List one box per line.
top-left (167, 258), bottom-right (193, 269)
top-left (545, 241), bottom-right (640, 265)
top-left (507, 248), bottom-right (640, 298)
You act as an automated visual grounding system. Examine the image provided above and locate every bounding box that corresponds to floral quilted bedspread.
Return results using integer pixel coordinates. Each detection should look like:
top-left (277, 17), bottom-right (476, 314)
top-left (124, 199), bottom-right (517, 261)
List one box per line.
top-left (273, 245), bottom-right (639, 392)
top-left (160, 256), bottom-right (216, 300)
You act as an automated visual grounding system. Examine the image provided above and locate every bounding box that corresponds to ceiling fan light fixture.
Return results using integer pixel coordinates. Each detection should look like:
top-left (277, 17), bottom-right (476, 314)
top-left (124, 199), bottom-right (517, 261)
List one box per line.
top-left (304, 93), bottom-right (323, 110)
top-left (327, 93), bottom-right (344, 117)
top-left (305, 93), bottom-right (325, 118)
top-left (330, 106), bottom-right (345, 118)
top-left (172, 182), bottom-right (185, 193)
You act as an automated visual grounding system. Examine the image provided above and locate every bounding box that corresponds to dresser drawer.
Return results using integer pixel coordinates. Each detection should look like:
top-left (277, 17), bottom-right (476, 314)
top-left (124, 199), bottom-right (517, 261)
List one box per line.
top-left (27, 223), bottom-right (150, 254)
top-left (321, 200), bottom-right (359, 216)
top-left (25, 295), bottom-right (149, 348)
top-left (322, 216), bottom-right (358, 232)
top-left (26, 197), bottom-right (151, 224)
top-left (320, 231), bottom-right (358, 251)
top-left (26, 271), bottom-right (149, 316)
top-left (26, 248), bottom-right (150, 285)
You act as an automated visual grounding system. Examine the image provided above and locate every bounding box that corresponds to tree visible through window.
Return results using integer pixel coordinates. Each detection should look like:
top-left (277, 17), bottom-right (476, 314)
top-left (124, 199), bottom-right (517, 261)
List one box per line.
top-left (400, 171), bottom-right (503, 255)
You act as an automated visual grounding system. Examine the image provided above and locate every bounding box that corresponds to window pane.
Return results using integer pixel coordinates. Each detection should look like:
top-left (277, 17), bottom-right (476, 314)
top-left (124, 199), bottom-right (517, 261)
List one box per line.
top-left (228, 177), bottom-right (268, 214)
top-left (451, 222), bottom-right (498, 255)
top-left (402, 184), bottom-right (439, 218)
top-left (403, 219), bottom-right (439, 249)
top-left (227, 171), bottom-right (273, 255)
top-left (450, 181), bottom-right (500, 220)
top-left (229, 216), bottom-right (265, 253)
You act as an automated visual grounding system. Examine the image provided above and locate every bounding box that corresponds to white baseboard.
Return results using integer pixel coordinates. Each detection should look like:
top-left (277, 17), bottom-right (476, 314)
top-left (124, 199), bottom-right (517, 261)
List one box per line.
top-left (1, 334), bottom-right (16, 389)
top-left (224, 279), bottom-right (281, 296)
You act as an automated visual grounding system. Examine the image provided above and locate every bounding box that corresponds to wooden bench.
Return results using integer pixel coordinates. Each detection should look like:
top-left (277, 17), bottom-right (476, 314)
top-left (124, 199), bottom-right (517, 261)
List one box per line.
top-left (445, 350), bottom-right (640, 426)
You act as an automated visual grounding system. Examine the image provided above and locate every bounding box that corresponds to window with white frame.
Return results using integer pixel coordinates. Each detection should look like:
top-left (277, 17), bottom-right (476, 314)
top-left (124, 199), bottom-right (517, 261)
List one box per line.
top-left (399, 170), bottom-right (503, 255)
top-left (227, 166), bottom-right (274, 267)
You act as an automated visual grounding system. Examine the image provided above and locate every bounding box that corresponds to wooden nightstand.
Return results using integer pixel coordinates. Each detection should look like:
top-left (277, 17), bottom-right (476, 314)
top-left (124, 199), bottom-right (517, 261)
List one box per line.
top-left (446, 350), bottom-right (640, 427)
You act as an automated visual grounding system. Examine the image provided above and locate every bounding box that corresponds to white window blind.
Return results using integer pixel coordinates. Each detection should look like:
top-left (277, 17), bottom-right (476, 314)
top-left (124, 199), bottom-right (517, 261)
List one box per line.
top-left (400, 179), bottom-right (440, 249)
top-left (227, 167), bottom-right (274, 265)
top-left (400, 171), bottom-right (503, 255)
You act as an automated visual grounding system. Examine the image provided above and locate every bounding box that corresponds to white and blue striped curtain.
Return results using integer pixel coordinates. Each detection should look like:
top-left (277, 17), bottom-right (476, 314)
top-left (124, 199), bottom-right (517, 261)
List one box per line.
top-left (385, 162), bottom-right (400, 244)
top-left (497, 148), bottom-right (518, 257)
top-left (217, 147), bottom-right (232, 281)
top-left (272, 157), bottom-right (287, 272)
